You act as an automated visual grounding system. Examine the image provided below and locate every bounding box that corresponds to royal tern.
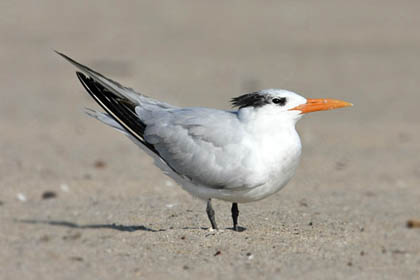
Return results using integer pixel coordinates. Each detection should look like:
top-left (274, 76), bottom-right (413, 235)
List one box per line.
top-left (58, 52), bottom-right (352, 231)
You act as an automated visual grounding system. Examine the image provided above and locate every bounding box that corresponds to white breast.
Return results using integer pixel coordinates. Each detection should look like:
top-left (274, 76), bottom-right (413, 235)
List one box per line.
top-left (172, 107), bottom-right (303, 203)
top-left (223, 122), bottom-right (302, 203)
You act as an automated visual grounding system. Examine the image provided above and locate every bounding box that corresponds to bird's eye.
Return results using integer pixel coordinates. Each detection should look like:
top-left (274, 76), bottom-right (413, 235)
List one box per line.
top-left (272, 97), bottom-right (287, 106)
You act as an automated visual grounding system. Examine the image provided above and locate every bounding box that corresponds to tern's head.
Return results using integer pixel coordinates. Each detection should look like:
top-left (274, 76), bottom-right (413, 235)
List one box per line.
top-left (232, 89), bottom-right (352, 123)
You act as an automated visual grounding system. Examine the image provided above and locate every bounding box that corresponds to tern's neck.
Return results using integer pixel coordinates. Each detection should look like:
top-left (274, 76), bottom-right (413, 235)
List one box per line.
top-left (236, 107), bottom-right (303, 183)
top-left (237, 107), bottom-right (301, 134)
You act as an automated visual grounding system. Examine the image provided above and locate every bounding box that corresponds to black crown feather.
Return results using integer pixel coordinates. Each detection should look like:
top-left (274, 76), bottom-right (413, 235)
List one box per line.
top-left (231, 92), bottom-right (269, 109)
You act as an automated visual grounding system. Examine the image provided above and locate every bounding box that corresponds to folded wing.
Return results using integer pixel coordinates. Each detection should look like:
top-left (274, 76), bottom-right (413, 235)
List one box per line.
top-left (59, 52), bottom-right (263, 190)
top-left (138, 107), bottom-right (263, 189)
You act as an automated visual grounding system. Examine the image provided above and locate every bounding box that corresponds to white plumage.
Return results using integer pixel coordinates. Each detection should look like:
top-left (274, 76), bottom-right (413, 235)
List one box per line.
top-left (58, 52), bottom-right (351, 230)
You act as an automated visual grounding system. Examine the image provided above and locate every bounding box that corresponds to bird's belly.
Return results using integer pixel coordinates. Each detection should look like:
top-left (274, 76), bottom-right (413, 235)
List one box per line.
top-left (161, 127), bottom-right (302, 203)
top-left (184, 170), bottom-right (297, 203)
top-left (224, 159), bottom-right (300, 202)
top-left (221, 136), bottom-right (302, 202)
top-left (174, 142), bottom-right (302, 203)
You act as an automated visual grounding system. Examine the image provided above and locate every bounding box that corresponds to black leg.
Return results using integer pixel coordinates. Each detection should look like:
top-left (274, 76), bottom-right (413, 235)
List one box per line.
top-left (206, 199), bottom-right (218, 230)
top-left (231, 202), bottom-right (239, 231)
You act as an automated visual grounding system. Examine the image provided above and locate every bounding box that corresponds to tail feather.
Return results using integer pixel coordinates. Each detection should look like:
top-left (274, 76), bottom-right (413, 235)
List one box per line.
top-left (84, 108), bottom-right (127, 134)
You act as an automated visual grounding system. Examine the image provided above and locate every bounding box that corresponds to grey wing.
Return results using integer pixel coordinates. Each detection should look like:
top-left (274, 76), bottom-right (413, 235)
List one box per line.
top-left (59, 52), bottom-right (262, 189)
top-left (138, 107), bottom-right (264, 189)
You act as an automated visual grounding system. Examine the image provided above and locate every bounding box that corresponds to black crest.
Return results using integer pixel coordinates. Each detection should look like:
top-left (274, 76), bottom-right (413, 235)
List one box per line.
top-left (231, 92), bottom-right (269, 109)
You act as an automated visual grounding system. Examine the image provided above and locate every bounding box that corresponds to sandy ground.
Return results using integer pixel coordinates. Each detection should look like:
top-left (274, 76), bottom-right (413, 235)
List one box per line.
top-left (1, 1), bottom-right (420, 279)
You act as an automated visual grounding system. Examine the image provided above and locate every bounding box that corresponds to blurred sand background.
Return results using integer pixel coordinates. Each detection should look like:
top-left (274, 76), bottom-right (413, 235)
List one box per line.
top-left (1, 1), bottom-right (420, 279)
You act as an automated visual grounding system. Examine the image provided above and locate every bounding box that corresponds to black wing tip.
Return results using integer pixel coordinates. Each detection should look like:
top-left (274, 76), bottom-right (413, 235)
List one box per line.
top-left (76, 71), bottom-right (87, 80)
top-left (75, 72), bottom-right (92, 94)
top-left (75, 72), bottom-right (147, 137)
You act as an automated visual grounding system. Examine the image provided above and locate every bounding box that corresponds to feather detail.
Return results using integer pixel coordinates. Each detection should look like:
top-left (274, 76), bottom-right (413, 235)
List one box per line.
top-left (231, 92), bottom-right (269, 109)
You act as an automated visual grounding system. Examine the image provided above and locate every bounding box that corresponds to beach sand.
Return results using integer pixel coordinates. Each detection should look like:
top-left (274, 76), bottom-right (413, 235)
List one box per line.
top-left (1, 1), bottom-right (420, 279)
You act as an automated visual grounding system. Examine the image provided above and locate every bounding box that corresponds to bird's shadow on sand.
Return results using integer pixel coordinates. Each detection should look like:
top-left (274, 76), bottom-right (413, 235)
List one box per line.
top-left (17, 219), bottom-right (165, 232)
top-left (231, 226), bottom-right (247, 232)
top-left (17, 219), bottom-right (247, 233)
top-left (182, 226), bottom-right (247, 232)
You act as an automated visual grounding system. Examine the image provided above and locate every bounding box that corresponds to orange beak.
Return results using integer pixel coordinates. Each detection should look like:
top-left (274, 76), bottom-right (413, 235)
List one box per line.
top-left (290, 98), bottom-right (353, 114)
